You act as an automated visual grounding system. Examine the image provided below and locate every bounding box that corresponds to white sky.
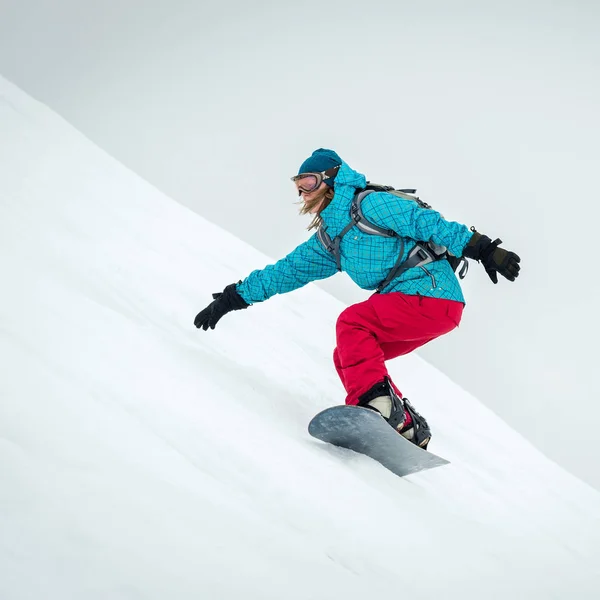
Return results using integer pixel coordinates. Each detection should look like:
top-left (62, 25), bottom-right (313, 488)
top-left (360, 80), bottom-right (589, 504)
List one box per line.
top-left (2, 74), bottom-right (600, 599)
top-left (0, 0), bottom-right (599, 487)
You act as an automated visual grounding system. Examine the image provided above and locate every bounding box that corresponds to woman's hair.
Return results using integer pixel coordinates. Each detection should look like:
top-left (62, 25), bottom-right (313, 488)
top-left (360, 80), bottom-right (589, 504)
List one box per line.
top-left (298, 186), bottom-right (335, 231)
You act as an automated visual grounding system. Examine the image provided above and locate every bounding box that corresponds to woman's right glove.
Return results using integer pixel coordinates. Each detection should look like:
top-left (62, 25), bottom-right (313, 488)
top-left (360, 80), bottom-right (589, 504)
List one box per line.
top-left (194, 282), bottom-right (249, 331)
top-left (463, 231), bottom-right (521, 284)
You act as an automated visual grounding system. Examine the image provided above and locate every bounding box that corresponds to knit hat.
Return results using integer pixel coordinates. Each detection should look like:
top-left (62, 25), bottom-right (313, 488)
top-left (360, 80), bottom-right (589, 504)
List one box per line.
top-left (297, 148), bottom-right (342, 187)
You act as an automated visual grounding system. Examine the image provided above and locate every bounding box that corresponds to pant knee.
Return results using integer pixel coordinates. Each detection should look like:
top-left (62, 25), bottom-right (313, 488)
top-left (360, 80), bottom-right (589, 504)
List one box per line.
top-left (336, 303), bottom-right (370, 335)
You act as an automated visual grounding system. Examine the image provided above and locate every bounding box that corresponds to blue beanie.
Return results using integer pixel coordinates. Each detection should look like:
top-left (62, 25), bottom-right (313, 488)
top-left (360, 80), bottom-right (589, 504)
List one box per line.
top-left (297, 148), bottom-right (342, 187)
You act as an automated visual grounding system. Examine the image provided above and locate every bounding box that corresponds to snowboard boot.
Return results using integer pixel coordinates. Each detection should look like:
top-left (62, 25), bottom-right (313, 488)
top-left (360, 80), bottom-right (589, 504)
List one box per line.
top-left (357, 378), bottom-right (432, 449)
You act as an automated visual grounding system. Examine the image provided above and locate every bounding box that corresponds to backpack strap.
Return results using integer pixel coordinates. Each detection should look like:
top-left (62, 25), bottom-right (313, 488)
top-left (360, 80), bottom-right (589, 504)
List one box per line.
top-left (317, 217), bottom-right (361, 271)
top-left (352, 190), bottom-right (397, 237)
top-left (317, 189), bottom-right (398, 271)
top-left (376, 244), bottom-right (436, 293)
top-left (317, 186), bottom-right (466, 289)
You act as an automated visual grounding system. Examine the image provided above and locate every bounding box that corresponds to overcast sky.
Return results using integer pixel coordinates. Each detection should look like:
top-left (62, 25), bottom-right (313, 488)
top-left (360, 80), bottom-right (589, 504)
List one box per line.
top-left (1, 0), bottom-right (599, 488)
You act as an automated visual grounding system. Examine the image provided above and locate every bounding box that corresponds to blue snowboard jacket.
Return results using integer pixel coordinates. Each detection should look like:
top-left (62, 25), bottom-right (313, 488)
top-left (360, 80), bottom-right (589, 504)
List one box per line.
top-left (237, 161), bottom-right (474, 305)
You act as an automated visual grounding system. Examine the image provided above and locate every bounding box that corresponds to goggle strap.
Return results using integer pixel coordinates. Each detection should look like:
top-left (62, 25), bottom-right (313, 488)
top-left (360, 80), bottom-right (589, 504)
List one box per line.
top-left (323, 165), bottom-right (340, 180)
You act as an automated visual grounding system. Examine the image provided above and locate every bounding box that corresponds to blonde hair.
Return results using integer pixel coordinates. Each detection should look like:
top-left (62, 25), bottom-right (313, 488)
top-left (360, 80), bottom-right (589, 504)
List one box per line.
top-left (298, 186), bottom-right (335, 231)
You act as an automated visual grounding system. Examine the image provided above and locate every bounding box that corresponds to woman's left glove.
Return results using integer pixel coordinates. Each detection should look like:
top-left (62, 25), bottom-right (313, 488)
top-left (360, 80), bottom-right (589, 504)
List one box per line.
top-left (194, 283), bottom-right (249, 331)
top-left (463, 231), bottom-right (521, 283)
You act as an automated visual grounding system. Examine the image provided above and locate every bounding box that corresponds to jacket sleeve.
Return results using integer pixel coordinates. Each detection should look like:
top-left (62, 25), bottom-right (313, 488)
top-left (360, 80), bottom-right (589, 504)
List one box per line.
top-left (236, 233), bottom-right (338, 304)
top-left (363, 192), bottom-right (474, 256)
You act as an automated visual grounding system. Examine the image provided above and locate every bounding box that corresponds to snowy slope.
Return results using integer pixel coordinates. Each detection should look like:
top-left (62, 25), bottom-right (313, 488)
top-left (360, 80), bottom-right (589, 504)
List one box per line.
top-left (1, 75), bottom-right (599, 600)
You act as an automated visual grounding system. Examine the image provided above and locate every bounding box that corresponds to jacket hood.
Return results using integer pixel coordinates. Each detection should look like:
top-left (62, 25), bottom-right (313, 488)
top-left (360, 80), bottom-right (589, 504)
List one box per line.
top-left (319, 161), bottom-right (367, 235)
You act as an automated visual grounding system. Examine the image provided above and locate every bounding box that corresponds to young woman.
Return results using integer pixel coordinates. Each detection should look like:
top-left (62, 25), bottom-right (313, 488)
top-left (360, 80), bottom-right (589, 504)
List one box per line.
top-left (194, 149), bottom-right (520, 448)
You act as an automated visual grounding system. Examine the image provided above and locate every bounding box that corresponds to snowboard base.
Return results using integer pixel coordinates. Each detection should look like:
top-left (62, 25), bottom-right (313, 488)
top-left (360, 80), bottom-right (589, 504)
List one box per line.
top-left (308, 405), bottom-right (449, 477)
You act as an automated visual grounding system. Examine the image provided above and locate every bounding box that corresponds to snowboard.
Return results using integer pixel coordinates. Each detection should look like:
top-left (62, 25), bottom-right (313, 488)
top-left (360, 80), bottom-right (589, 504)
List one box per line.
top-left (308, 405), bottom-right (449, 477)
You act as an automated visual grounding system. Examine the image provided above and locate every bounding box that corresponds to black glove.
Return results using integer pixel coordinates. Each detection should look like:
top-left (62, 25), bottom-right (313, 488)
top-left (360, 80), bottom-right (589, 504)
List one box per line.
top-left (463, 231), bottom-right (521, 284)
top-left (194, 283), bottom-right (249, 331)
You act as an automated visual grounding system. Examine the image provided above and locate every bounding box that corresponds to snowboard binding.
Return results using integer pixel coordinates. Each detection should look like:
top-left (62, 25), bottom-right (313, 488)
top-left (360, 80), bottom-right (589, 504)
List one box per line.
top-left (358, 378), bottom-right (431, 449)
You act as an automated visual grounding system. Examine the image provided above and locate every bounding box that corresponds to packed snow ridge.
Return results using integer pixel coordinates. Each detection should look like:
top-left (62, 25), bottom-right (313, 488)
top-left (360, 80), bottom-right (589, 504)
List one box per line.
top-left (1, 75), bottom-right (599, 600)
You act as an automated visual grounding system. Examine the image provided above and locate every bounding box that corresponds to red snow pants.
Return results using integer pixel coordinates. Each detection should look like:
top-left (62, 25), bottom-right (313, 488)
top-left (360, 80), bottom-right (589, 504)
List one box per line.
top-left (333, 292), bottom-right (464, 405)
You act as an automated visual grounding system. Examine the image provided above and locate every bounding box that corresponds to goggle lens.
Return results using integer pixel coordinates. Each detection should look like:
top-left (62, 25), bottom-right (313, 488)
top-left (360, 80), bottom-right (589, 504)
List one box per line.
top-left (290, 165), bottom-right (340, 195)
top-left (292, 173), bottom-right (321, 194)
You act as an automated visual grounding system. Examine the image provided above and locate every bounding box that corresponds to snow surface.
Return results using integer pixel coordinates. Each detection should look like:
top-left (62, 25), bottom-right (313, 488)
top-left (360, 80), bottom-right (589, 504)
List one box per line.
top-left (1, 74), bottom-right (599, 599)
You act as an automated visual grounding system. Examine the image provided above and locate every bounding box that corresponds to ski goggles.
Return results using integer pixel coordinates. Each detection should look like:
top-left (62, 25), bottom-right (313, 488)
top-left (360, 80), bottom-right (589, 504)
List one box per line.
top-left (291, 165), bottom-right (340, 194)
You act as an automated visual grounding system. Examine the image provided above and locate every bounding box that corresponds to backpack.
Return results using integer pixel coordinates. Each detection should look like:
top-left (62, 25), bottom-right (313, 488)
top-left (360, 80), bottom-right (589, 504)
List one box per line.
top-left (316, 183), bottom-right (469, 293)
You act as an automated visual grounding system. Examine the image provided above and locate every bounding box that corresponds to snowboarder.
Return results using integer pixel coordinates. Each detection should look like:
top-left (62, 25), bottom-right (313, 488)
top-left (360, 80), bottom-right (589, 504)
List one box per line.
top-left (194, 149), bottom-right (520, 449)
